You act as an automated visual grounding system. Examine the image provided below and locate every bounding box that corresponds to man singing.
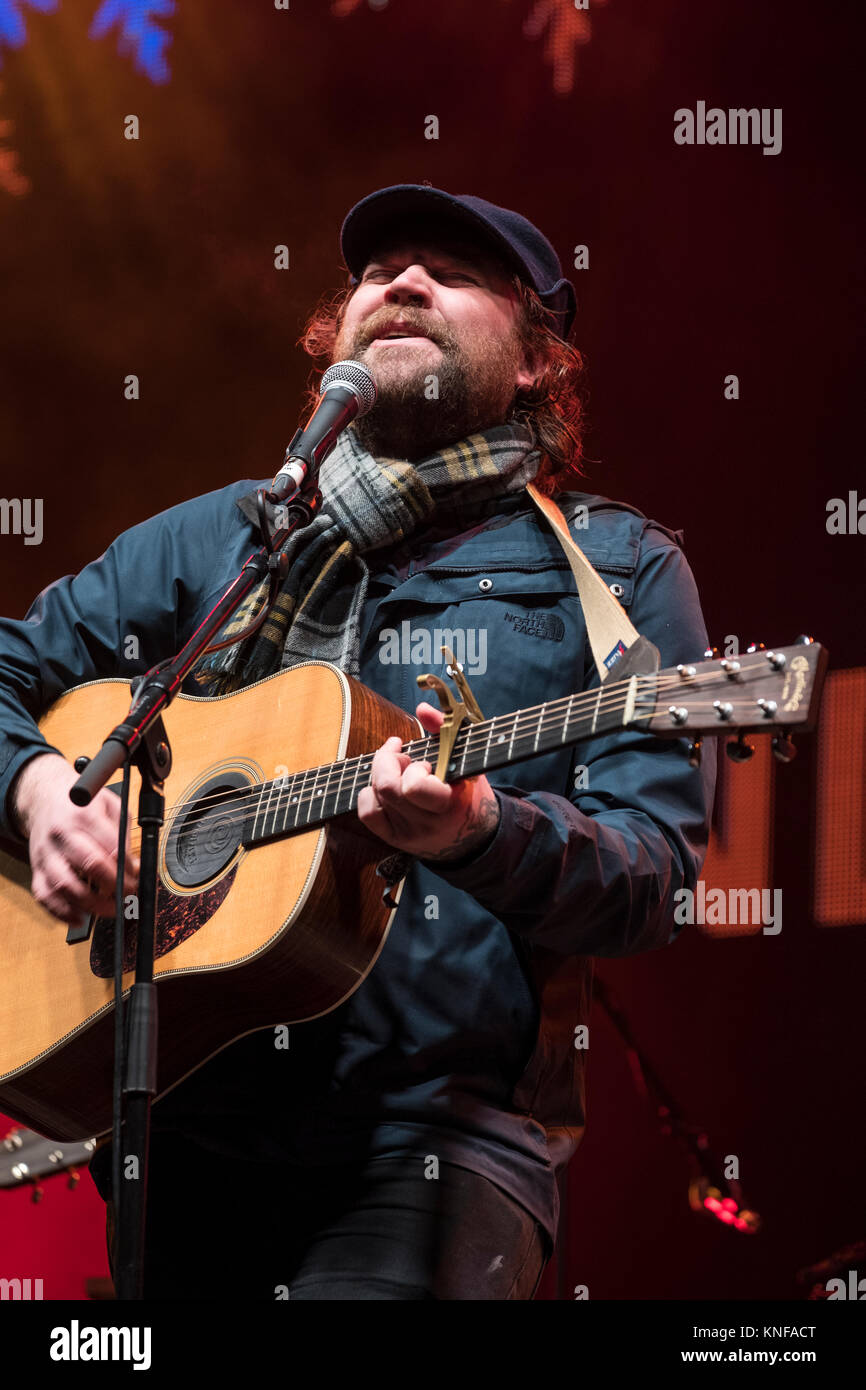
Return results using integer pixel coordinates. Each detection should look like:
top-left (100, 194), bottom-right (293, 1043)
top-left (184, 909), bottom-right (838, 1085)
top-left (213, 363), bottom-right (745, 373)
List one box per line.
top-left (0, 184), bottom-right (716, 1299)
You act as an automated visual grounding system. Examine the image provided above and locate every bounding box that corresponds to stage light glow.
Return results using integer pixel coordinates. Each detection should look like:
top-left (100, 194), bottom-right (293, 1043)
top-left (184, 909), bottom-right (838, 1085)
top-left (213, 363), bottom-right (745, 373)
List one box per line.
top-left (89, 0), bottom-right (175, 84)
top-left (0, 0), bottom-right (174, 84)
top-left (0, 0), bottom-right (58, 63)
top-left (519, 0), bottom-right (609, 96)
top-left (0, 76), bottom-right (28, 194)
top-left (331, 0), bottom-right (610, 96)
top-left (814, 667), bottom-right (866, 926)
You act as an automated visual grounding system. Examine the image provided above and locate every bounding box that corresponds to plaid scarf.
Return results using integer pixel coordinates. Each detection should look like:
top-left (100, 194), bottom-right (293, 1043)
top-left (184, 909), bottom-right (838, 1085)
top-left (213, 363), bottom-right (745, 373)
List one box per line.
top-left (189, 420), bottom-right (541, 695)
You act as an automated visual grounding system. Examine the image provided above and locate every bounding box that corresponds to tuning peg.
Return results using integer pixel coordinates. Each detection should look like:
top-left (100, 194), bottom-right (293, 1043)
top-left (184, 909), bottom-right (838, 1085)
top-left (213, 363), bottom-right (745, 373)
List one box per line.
top-left (772, 735), bottom-right (797, 763)
top-left (704, 645), bottom-right (719, 660)
top-left (687, 738), bottom-right (703, 768)
top-left (726, 734), bottom-right (755, 763)
top-left (795, 634), bottom-right (814, 646)
top-left (746, 641), bottom-right (766, 654)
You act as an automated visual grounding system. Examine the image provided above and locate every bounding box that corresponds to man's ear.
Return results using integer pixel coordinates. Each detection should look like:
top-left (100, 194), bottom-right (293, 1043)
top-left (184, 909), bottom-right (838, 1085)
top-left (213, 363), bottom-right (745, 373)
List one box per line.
top-left (515, 347), bottom-right (543, 392)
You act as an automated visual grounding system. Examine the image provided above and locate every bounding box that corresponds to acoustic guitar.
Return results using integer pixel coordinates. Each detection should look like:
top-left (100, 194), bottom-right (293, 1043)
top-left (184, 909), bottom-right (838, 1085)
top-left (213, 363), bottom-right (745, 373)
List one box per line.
top-left (0, 641), bottom-right (826, 1141)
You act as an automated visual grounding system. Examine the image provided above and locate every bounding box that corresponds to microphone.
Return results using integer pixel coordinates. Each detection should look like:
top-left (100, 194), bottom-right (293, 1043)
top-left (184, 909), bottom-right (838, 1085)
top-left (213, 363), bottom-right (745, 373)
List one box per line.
top-left (267, 360), bottom-right (377, 505)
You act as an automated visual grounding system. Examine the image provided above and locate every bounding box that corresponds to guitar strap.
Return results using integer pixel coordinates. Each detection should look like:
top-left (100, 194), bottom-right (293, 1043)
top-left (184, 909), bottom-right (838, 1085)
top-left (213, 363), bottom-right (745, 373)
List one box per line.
top-left (525, 481), bottom-right (660, 683)
top-left (375, 482), bottom-right (661, 907)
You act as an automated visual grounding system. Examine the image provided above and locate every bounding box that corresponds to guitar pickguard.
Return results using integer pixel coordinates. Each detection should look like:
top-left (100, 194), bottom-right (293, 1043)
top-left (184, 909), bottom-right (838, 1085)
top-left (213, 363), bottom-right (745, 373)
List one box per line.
top-left (88, 868), bottom-right (238, 978)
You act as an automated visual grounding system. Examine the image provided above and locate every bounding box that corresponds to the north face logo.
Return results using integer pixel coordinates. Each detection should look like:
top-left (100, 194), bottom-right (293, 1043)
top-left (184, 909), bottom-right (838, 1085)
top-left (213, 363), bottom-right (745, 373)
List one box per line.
top-left (503, 611), bottom-right (565, 642)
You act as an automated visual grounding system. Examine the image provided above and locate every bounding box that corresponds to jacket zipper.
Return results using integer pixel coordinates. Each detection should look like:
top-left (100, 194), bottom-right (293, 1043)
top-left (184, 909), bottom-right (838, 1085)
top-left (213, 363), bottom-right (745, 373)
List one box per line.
top-left (423, 560), bottom-right (635, 577)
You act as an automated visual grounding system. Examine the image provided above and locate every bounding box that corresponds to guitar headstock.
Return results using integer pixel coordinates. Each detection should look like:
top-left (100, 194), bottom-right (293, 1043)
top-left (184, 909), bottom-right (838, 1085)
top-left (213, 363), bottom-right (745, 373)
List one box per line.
top-left (1, 1124), bottom-right (99, 1193)
top-left (643, 640), bottom-right (828, 738)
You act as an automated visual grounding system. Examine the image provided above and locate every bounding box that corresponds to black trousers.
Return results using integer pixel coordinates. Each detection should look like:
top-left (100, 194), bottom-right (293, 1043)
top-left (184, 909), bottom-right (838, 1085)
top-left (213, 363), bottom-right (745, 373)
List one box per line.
top-left (99, 1133), bottom-right (551, 1300)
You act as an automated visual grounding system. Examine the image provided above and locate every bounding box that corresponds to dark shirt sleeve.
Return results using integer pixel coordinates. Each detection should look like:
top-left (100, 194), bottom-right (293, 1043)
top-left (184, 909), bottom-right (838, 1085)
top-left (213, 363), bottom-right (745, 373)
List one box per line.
top-left (0, 486), bottom-right (238, 846)
top-left (425, 533), bottom-right (718, 957)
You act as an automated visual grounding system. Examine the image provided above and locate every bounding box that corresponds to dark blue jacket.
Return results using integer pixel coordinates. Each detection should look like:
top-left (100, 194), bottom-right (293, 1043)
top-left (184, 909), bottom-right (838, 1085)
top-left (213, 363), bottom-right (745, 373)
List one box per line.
top-left (0, 478), bottom-right (716, 1243)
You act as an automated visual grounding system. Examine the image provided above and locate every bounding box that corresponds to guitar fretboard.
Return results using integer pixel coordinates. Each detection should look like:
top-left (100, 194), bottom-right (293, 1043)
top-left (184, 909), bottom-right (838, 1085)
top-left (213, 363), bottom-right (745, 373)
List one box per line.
top-left (243, 674), bottom-right (657, 848)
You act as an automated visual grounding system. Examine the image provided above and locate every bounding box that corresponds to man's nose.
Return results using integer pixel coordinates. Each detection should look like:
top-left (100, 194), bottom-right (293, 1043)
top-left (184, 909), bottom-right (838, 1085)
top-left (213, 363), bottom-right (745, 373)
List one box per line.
top-left (383, 264), bottom-right (433, 306)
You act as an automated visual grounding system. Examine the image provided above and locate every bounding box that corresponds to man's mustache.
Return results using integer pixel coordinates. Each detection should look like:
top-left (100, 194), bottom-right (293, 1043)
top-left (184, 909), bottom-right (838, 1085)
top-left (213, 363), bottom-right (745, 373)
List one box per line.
top-left (359, 316), bottom-right (448, 349)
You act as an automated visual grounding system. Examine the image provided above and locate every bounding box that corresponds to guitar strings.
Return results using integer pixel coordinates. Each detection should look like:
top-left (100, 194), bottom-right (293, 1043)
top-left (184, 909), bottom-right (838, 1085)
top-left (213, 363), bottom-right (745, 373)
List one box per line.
top-left (122, 669), bottom-right (778, 842)
top-left (115, 663), bottom-right (784, 849)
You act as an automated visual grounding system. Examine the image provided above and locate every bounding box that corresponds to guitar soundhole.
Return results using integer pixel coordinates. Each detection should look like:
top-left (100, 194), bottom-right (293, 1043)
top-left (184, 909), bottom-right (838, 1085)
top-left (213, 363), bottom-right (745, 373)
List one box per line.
top-left (164, 771), bottom-right (251, 889)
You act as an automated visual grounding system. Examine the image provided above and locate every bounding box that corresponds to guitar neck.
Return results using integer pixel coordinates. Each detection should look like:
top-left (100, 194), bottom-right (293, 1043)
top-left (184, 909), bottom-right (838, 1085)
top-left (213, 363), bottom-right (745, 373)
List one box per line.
top-left (242, 642), bottom-right (826, 849)
top-left (246, 675), bottom-right (652, 846)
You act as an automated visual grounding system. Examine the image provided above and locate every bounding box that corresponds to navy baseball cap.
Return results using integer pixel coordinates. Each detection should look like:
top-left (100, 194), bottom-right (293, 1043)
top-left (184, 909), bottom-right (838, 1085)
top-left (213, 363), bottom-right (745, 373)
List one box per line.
top-left (340, 184), bottom-right (577, 340)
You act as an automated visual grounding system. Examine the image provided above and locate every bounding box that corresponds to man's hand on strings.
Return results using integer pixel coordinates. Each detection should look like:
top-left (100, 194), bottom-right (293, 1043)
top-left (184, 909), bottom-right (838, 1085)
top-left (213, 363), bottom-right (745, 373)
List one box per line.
top-left (357, 701), bottom-right (501, 864)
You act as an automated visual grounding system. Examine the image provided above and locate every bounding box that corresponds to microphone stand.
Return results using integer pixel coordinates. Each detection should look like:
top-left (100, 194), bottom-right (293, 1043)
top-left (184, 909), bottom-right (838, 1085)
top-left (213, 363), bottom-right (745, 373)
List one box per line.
top-left (70, 476), bottom-right (322, 1300)
top-left (592, 974), bottom-right (761, 1232)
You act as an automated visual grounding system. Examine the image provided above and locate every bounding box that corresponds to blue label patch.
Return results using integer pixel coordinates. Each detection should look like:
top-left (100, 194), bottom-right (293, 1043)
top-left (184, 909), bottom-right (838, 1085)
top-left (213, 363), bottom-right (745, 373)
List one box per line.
top-left (604, 640), bottom-right (627, 669)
